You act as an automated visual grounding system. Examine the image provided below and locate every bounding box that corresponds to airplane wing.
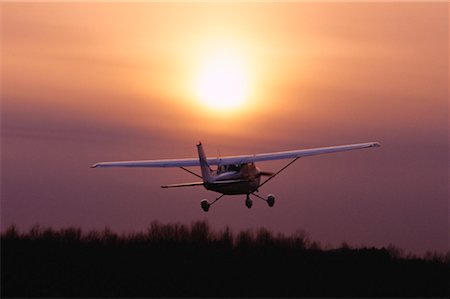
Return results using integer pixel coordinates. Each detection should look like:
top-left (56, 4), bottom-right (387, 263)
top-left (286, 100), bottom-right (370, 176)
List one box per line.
top-left (91, 158), bottom-right (201, 168)
top-left (91, 142), bottom-right (380, 168)
top-left (217, 142), bottom-right (380, 165)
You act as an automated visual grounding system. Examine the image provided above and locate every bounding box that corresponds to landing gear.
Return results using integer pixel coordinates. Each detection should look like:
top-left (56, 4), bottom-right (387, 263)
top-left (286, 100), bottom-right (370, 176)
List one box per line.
top-left (200, 194), bottom-right (225, 212)
top-left (245, 194), bottom-right (253, 209)
top-left (267, 194), bottom-right (275, 207)
top-left (250, 193), bottom-right (276, 207)
top-left (200, 199), bottom-right (210, 212)
top-left (200, 193), bottom-right (275, 211)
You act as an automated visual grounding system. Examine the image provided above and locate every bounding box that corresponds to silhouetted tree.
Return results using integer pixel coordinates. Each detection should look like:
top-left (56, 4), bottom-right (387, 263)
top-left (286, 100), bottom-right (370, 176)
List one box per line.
top-left (1, 222), bottom-right (448, 298)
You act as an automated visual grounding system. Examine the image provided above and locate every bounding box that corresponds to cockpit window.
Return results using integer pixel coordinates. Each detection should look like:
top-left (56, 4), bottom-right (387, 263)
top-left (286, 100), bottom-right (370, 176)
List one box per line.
top-left (218, 164), bottom-right (241, 172)
top-left (228, 164), bottom-right (240, 171)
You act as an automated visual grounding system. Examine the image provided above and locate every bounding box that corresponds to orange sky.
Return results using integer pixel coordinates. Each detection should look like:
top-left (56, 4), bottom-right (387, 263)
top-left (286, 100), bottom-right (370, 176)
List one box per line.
top-left (1, 2), bottom-right (448, 254)
top-left (4, 3), bottom-right (446, 137)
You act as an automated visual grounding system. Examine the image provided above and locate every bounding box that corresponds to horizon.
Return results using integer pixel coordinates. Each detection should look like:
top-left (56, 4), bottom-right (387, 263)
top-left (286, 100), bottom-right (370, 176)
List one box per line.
top-left (1, 2), bottom-right (448, 255)
top-left (2, 220), bottom-right (449, 260)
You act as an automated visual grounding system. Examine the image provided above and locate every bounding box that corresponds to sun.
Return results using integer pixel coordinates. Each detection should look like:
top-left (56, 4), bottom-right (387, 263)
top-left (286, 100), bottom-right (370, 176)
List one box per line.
top-left (195, 50), bottom-right (249, 111)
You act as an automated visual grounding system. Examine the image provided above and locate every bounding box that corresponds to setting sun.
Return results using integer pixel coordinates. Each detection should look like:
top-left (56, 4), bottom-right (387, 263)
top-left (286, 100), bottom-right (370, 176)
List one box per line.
top-left (195, 50), bottom-right (249, 111)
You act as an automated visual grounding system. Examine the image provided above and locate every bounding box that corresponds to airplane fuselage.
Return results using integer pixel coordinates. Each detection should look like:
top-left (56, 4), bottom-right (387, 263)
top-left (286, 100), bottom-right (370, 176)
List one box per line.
top-left (205, 162), bottom-right (261, 195)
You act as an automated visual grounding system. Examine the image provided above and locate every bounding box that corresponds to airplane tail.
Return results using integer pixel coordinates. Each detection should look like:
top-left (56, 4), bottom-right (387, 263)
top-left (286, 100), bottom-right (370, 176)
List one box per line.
top-left (197, 142), bottom-right (213, 183)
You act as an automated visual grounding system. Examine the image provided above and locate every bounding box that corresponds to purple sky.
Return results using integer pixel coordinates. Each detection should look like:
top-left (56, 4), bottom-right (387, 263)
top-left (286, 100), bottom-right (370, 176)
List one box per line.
top-left (1, 2), bottom-right (448, 255)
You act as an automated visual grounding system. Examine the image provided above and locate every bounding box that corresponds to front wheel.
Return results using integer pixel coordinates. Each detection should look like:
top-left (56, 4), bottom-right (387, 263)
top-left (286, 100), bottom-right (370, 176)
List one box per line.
top-left (245, 198), bottom-right (253, 209)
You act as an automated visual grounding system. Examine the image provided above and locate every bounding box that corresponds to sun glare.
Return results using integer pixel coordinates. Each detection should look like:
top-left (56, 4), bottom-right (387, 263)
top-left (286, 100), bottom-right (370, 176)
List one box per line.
top-left (195, 50), bottom-right (249, 111)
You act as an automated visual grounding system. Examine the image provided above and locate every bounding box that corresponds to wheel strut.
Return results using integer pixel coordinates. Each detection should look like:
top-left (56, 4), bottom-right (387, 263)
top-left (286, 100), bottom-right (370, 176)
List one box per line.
top-left (250, 192), bottom-right (276, 207)
top-left (200, 194), bottom-right (225, 212)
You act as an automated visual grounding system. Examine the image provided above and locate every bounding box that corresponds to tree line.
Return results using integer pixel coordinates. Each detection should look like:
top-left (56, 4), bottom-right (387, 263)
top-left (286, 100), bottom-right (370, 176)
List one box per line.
top-left (2, 221), bottom-right (448, 297)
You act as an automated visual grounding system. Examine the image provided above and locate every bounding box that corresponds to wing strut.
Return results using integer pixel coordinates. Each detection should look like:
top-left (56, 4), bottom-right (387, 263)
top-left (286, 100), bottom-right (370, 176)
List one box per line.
top-left (258, 157), bottom-right (300, 189)
top-left (180, 167), bottom-right (203, 179)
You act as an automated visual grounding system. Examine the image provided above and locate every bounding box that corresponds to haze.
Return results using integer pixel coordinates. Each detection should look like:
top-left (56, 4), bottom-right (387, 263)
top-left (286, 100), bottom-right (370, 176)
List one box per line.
top-left (1, 2), bottom-right (448, 255)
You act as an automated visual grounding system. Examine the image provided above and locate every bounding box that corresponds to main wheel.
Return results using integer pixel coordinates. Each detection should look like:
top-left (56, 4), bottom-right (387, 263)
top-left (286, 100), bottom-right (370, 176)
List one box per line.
top-left (267, 194), bottom-right (275, 207)
top-left (200, 199), bottom-right (210, 212)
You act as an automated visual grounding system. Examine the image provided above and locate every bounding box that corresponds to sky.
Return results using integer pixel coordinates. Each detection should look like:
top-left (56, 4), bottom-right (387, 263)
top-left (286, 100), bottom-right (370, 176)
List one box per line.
top-left (1, 2), bottom-right (448, 255)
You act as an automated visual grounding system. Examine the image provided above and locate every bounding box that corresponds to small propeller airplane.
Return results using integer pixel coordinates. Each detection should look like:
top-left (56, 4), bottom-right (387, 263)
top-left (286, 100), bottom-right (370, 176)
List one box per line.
top-left (92, 141), bottom-right (380, 212)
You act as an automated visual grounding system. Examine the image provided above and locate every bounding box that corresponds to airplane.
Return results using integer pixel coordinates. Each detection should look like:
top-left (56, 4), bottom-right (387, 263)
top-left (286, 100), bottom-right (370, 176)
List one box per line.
top-left (92, 141), bottom-right (380, 212)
